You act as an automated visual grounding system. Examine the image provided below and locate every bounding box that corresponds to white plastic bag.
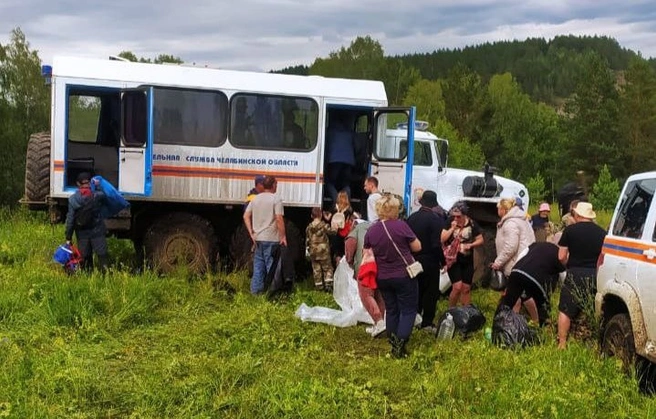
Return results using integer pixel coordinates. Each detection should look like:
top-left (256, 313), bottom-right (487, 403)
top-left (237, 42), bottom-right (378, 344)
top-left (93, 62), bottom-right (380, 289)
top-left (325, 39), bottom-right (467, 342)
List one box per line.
top-left (439, 269), bottom-right (451, 294)
top-left (295, 258), bottom-right (373, 327)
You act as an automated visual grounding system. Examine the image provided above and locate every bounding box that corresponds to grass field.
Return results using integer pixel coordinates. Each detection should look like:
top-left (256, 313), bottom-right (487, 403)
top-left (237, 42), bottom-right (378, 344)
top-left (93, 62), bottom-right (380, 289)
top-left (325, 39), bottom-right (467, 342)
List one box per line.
top-left (1, 208), bottom-right (654, 418)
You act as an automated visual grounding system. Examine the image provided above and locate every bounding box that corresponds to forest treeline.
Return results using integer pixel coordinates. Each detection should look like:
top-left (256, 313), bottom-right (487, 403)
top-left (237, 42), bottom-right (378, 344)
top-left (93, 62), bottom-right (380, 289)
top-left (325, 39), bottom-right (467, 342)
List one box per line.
top-left (1, 29), bottom-right (655, 207)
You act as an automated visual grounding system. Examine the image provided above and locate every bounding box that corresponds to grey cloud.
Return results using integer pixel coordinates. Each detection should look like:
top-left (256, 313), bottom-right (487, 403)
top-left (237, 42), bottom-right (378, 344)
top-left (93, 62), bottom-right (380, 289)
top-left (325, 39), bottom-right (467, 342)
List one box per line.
top-left (1, 0), bottom-right (656, 71)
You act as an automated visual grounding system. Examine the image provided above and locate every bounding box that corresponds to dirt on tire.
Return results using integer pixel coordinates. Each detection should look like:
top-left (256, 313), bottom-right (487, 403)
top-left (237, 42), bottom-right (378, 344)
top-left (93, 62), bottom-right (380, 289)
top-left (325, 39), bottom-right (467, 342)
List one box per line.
top-left (24, 132), bottom-right (51, 204)
top-left (144, 212), bottom-right (218, 274)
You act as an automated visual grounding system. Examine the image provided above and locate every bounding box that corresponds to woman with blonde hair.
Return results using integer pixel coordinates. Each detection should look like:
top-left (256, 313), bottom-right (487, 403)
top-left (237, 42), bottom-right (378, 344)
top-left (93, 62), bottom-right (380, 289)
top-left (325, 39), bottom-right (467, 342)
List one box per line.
top-left (492, 197), bottom-right (537, 320)
top-left (364, 194), bottom-right (421, 358)
top-left (441, 201), bottom-right (484, 307)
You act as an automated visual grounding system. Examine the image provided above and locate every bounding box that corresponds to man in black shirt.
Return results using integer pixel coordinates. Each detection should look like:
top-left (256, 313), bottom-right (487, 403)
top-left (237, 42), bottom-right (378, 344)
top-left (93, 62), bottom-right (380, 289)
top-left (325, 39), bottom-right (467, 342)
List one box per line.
top-left (406, 190), bottom-right (447, 331)
top-left (498, 241), bottom-right (566, 326)
top-left (556, 202), bottom-right (607, 349)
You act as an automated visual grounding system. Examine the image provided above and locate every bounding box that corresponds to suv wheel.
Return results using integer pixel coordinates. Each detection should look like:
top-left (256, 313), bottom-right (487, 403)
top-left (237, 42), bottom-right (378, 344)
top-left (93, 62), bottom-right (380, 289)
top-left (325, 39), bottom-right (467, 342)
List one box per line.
top-left (601, 313), bottom-right (635, 374)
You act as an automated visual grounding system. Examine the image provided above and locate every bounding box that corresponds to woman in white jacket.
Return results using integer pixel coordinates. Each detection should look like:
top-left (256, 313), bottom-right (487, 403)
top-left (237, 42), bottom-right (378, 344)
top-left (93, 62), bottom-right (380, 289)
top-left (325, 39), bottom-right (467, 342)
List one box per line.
top-left (491, 198), bottom-right (538, 320)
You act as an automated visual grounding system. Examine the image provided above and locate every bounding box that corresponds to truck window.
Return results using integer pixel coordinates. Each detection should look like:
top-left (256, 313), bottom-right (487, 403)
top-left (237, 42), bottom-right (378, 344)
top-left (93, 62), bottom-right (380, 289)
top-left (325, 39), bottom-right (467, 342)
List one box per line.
top-left (68, 95), bottom-right (101, 143)
top-left (400, 140), bottom-right (432, 166)
top-left (229, 94), bottom-right (318, 151)
top-left (153, 87), bottom-right (228, 147)
top-left (67, 89), bottom-right (120, 146)
top-left (612, 179), bottom-right (656, 239)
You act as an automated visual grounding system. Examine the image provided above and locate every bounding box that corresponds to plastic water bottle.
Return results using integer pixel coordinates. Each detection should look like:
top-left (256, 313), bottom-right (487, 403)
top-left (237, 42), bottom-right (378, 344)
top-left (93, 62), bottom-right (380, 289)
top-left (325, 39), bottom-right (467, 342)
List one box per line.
top-left (437, 313), bottom-right (455, 340)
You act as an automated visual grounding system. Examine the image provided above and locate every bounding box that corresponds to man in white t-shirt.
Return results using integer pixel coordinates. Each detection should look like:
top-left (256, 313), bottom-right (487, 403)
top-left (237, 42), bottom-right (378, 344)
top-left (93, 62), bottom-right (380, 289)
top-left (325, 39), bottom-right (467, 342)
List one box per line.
top-left (243, 176), bottom-right (287, 294)
top-left (364, 176), bottom-right (382, 222)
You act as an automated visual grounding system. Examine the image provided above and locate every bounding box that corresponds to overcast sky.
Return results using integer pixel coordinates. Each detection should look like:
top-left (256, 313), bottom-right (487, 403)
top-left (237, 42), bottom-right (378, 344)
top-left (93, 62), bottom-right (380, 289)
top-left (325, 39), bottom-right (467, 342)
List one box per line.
top-left (1, 0), bottom-right (654, 72)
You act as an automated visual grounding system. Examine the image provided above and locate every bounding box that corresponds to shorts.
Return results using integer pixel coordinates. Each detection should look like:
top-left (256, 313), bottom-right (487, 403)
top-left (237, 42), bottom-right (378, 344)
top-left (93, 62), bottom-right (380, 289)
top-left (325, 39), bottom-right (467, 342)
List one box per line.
top-left (448, 259), bottom-right (474, 286)
top-left (558, 268), bottom-right (596, 319)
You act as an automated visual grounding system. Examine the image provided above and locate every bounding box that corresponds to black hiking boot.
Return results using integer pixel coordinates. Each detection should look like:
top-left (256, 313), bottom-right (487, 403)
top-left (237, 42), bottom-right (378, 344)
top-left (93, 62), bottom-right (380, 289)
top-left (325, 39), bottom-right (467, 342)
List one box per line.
top-left (389, 334), bottom-right (408, 359)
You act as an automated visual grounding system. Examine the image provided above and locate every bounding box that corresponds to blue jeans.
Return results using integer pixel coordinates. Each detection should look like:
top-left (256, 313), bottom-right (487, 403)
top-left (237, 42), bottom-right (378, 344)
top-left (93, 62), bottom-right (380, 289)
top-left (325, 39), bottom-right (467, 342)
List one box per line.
top-left (251, 241), bottom-right (279, 294)
top-left (377, 276), bottom-right (418, 340)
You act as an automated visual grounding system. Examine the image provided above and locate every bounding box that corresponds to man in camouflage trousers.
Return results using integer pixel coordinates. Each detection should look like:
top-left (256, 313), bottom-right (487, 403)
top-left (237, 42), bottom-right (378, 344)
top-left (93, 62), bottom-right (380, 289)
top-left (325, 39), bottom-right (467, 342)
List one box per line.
top-left (306, 207), bottom-right (334, 290)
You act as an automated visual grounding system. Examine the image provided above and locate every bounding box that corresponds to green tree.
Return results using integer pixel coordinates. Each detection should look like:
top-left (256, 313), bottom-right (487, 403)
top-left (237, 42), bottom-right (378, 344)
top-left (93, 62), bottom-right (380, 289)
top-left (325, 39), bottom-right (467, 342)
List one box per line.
top-left (526, 171), bottom-right (547, 203)
top-left (564, 52), bottom-right (620, 178)
top-left (402, 79), bottom-right (446, 123)
top-left (0, 28), bottom-right (49, 205)
top-left (590, 164), bottom-right (621, 211)
top-left (310, 36), bottom-right (418, 104)
top-left (482, 73), bottom-right (566, 193)
top-left (117, 51), bottom-right (183, 64)
top-left (441, 62), bottom-right (487, 144)
top-left (618, 56), bottom-right (656, 175)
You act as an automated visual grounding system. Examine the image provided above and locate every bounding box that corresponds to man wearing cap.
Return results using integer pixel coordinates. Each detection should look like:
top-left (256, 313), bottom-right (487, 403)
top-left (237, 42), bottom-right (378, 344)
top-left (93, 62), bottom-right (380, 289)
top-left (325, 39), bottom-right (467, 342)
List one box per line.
top-left (245, 175), bottom-right (266, 205)
top-left (243, 175), bottom-right (287, 295)
top-left (64, 172), bottom-right (109, 272)
top-left (556, 201), bottom-right (606, 349)
top-left (531, 202), bottom-right (555, 242)
top-left (406, 190), bottom-right (447, 331)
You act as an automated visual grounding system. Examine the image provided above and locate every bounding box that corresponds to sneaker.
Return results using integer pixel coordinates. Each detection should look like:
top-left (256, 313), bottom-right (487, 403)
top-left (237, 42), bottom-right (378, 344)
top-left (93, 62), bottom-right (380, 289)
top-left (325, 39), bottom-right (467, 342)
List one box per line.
top-left (414, 313), bottom-right (423, 327)
top-left (314, 282), bottom-right (324, 290)
top-left (370, 320), bottom-right (386, 338)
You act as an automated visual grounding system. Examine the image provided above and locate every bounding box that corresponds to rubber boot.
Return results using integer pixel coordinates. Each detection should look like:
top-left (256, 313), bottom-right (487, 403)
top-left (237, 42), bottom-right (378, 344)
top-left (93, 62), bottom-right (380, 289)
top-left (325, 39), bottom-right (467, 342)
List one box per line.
top-left (390, 334), bottom-right (408, 359)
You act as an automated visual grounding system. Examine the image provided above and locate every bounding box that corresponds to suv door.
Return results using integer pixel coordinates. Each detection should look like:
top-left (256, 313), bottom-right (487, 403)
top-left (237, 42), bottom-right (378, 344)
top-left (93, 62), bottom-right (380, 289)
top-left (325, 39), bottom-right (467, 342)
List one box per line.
top-left (602, 175), bottom-right (656, 343)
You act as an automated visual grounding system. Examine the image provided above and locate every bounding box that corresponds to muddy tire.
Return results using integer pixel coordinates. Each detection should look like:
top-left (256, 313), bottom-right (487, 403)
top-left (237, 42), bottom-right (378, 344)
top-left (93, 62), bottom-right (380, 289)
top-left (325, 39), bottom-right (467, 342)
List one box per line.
top-left (144, 212), bottom-right (218, 274)
top-left (601, 313), bottom-right (656, 393)
top-left (602, 313), bottom-right (636, 373)
top-left (474, 225), bottom-right (497, 287)
top-left (24, 132), bottom-right (51, 204)
top-left (230, 224), bottom-right (254, 272)
top-left (229, 220), bottom-right (304, 275)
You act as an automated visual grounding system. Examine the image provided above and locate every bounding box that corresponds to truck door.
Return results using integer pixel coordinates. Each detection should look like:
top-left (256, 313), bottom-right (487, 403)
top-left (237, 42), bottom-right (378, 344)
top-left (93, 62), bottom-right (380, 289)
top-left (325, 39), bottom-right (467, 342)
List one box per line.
top-left (119, 88), bottom-right (153, 196)
top-left (371, 107), bottom-right (416, 214)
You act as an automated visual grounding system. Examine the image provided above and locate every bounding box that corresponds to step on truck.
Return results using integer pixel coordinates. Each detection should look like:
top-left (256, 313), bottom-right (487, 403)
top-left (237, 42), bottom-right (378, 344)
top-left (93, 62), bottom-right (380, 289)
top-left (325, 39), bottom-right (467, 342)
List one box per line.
top-left (23, 56), bottom-right (528, 277)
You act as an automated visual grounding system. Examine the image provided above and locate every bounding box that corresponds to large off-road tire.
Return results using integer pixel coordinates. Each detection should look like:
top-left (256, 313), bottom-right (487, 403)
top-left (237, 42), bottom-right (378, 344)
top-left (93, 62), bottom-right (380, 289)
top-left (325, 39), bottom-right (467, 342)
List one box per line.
top-left (24, 132), bottom-right (51, 204)
top-left (601, 313), bottom-right (636, 374)
top-left (474, 224), bottom-right (497, 287)
top-left (601, 312), bottom-right (656, 394)
top-left (229, 220), bottom-right (304, 275)
top-left (144, 212), bottom-right (218, 275)
top-left (230, 224), bottom-right (254, 272)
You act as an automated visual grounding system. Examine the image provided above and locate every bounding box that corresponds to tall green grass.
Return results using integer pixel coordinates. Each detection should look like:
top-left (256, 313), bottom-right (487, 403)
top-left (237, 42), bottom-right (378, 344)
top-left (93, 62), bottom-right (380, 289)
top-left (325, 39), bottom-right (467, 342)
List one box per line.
top-left (0, 209), bottom-right (654, 418)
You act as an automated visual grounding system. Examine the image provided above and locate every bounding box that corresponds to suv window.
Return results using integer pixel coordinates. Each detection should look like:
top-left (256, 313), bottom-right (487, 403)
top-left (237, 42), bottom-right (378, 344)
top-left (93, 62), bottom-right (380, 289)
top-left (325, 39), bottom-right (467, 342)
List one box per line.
top-left (612, 178), bottom-right (656, 239)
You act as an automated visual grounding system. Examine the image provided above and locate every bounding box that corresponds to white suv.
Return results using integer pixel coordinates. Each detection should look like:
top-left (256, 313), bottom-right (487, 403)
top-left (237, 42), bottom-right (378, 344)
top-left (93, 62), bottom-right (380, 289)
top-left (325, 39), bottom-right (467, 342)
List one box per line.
top-left (596, 171), bottom-right (656, 391)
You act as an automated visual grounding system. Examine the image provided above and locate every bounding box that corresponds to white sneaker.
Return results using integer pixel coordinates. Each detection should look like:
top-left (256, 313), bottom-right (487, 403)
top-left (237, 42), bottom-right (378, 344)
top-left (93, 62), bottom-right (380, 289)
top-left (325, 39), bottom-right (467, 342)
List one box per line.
top-left (370, 320), bottom-right (386, 338)
top-left (414, 313), bottom-right (423, 327)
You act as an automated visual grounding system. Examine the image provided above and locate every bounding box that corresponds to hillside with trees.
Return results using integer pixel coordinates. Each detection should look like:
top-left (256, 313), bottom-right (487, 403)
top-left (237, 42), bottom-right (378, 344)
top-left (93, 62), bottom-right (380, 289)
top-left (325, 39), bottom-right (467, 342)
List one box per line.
top-left (2, 29), bottom-right (655, 207)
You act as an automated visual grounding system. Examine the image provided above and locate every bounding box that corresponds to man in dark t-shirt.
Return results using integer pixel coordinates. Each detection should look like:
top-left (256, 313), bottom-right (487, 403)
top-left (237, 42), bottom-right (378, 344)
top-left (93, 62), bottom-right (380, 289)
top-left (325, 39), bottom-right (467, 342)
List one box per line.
top-left (556, 202), bottom-right (607, 349)
top-left (498, 241), bottom-right (565, 326)
top-left (407, 190), bottom-right (447, 330)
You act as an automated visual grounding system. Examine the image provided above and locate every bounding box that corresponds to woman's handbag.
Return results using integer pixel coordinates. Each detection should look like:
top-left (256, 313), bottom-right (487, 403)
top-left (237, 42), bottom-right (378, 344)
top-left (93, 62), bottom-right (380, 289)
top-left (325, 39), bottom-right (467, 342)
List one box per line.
top-left (381, 221), bottom-right (424, 279)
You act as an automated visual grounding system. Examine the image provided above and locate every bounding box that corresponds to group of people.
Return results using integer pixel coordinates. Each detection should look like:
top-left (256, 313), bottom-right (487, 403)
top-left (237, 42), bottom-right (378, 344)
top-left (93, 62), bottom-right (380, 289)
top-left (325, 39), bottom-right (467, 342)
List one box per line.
top-left (66, 166), bottom-right (606, 357)
top-left (302, 183), bottom-right (607, 358)
top-left (492, 197), bottom-right (606, 349)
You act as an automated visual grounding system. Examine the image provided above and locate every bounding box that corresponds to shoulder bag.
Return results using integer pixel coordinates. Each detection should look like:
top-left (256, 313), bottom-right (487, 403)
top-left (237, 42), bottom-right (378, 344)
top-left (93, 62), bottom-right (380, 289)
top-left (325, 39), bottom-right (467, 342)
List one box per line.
top-left (381, 221), bottom-right (423, 278)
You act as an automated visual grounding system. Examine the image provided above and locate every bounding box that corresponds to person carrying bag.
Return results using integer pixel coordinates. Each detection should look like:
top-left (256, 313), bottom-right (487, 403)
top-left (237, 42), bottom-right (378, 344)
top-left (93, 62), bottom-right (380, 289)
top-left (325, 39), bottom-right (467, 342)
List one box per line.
top-left (382, 220), bottom-right (423, 278)
top-left (363, 195), bottom-right (422, 358)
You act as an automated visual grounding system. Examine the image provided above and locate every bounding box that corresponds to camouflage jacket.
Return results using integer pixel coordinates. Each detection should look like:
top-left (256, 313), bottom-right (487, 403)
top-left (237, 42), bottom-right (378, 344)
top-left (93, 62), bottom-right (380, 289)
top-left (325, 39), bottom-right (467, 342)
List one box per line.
top-left (306, 219), bottom-right (331, 260)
